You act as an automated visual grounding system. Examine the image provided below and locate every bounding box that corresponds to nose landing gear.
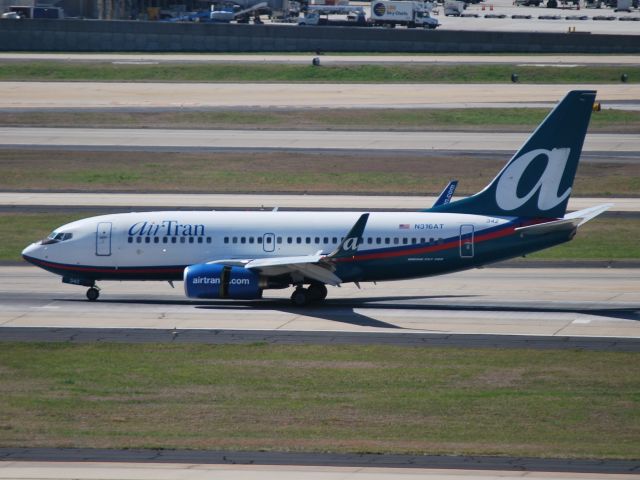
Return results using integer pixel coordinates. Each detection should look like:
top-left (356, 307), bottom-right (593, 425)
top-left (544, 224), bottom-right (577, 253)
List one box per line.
top-left (86, 286), bottom-right (100, 301)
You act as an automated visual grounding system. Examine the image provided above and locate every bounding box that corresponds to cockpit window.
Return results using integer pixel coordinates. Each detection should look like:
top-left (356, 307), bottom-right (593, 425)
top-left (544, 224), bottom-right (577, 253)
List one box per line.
top-left (42, 231), bottom-right (73, 245)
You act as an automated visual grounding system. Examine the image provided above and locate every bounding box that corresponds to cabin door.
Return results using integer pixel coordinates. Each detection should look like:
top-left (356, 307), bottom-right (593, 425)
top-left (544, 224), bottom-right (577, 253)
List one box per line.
top-left (459, 224), bottom-right (474, 258)
top-left (96, 222), bottom-right (112, 256)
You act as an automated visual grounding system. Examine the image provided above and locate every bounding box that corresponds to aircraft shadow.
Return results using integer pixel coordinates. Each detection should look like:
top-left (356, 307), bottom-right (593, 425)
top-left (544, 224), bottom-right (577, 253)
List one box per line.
top-left (58, 294), bottom-right (640, 327)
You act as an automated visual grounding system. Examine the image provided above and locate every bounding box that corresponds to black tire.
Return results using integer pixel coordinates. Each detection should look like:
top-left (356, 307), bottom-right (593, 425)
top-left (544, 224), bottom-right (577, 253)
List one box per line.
top-left (308, 283), bottom-right (328, 301)
top-left (86, 287), bottom-right (99, 301)
top-left (291, 288), bottom-right (309, 306)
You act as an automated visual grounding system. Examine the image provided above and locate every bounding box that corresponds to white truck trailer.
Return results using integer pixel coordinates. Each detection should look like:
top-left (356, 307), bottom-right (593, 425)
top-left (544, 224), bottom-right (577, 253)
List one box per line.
top-left (371, 1), bottom-right (439, 28)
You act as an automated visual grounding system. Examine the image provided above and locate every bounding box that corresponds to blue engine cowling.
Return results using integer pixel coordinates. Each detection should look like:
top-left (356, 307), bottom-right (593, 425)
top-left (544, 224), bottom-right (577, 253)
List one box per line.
top-left (184, 263), bottom-right (262, 299)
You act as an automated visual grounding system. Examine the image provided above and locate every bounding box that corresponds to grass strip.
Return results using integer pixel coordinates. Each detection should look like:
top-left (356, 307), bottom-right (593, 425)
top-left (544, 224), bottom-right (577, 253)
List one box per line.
top-left (3, 213), bottom-right (637, 263)
top-left (0, 62), bottom-right (638, 83)
top-left (1, 108), bottom-right (638, 133)
top-left (1, 150), bottom-right (638, 197)
top-left (0, 343), bottom-right (638, 458)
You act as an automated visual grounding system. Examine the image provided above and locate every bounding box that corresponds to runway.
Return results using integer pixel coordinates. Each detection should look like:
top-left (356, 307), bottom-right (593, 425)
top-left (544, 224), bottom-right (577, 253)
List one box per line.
top-left (1, 127), bottom-right (638, 153)
top-left (1, 192), bottom-right (638, 212)
top-left (2, 83), bottom-right (639, 110)
top-left (1, 267), bottom-right (638, 341)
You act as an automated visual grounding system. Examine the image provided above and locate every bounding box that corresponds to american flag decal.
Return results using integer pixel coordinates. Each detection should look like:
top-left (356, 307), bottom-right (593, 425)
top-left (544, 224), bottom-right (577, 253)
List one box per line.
top-left (399, 224), bottom-right (410, 229)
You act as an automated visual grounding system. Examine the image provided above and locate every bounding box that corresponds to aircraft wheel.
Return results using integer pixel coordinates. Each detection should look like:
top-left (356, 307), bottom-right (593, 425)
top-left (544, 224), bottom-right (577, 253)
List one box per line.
top-left (86, 287), bottom-right (100, 302)
top-left (291, 288), bottom-right (309, 306)
top-left (308, 283), bottom-right (327, 301)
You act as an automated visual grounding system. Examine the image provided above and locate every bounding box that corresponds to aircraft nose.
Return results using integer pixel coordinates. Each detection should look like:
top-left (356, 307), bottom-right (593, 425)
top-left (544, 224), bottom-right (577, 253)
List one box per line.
top-left (22, 242), bottom-right (42, 263)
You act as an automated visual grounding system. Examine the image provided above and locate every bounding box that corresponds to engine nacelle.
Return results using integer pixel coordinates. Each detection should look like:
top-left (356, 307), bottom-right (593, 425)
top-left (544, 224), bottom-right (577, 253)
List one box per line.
top-left (184, 263), bottom-right (262, 299)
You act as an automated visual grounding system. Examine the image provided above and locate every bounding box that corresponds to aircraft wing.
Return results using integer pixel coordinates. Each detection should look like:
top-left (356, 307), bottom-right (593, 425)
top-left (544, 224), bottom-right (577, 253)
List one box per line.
top-left (246, 255), bottom-right (342, 286)
top-left (205, 213), bottom-right (370, 286)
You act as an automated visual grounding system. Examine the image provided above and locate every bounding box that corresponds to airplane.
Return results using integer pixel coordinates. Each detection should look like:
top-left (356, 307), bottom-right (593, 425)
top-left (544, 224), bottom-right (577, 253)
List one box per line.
top-left (22, 90), bottom-right (611, 306)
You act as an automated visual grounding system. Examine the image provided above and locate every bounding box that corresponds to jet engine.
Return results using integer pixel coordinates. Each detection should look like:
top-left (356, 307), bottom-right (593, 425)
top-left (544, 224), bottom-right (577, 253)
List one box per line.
top-left (184, 264), bottom-right (262, 299)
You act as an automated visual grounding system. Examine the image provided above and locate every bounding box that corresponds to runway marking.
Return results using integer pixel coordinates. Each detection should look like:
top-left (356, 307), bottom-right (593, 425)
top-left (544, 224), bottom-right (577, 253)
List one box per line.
top-left (573, 319), bottom-right (592, 324)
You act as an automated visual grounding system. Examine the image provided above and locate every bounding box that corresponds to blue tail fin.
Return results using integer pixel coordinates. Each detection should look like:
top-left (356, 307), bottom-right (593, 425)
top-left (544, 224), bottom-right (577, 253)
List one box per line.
top-left (428, 90), bottom-right (596, 219)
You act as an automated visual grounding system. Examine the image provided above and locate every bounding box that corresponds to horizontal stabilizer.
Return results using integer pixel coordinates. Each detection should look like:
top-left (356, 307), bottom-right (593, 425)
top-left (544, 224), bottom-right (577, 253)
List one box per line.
top-left (563, 203), bottom-right (613, 227)
top-left (515, 218), bottom-right (580, 236)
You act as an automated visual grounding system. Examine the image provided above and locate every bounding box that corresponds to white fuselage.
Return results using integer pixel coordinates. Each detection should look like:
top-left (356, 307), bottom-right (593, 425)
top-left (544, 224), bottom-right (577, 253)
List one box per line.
top-left (23, 210), bottom-right (511, 273)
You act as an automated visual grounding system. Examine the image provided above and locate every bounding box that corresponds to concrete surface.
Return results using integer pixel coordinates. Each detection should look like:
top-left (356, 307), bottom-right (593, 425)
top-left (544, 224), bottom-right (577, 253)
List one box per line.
top-left (2, 461), bottom-right (639, 480)
top-left (1, 267), bottom-right (638, 338)
top-left (0, 192), bottom-right (637, 212)
top-left (1, 82), bottom-right (639, 110)
top-left (1, 127), bottom-right (639, 152)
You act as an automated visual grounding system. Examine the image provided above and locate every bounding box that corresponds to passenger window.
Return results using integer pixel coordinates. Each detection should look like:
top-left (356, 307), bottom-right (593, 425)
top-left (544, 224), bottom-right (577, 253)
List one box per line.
top-left (402, 238), bottom-right (408, 245)
top-left (224, 237), bottom-right (229, 244)
top-left (315, 237), bottom-right (320, 244)
top-left (154, 237), bottom-right (160, 244)
top-left (277, 237), bottom-right (282, 244)
top-left (232, 237), bottom-right (238, 244)
top-left (393, 238), bottom-right (399, 245)
top-left (171, 237), bottom-right (177, 244)
top-left (163, 237), bottom-right (168, 244)
top-left (429, 237), bottom-right (434, 244)
top-left (266, 237), bottom-right (272, 244)
top-left (332, 237), bottom-right (337, 244)
top-left (197, 237), bottom-right (203, 244)
top-left (323, 237), bottom-right (329, 244)
top-left (206, 237), bottom-right (212, 244)
top-left (241, 237), bottom-right (246, 244)
top-left (376, 237), bottom-right (381, 244)
top-left (306, 237), bottom-right (311, 244)
top-left (297, 237), bottom-right (302, 244)
top-left (127, 237), bottom-right (133, 243)
top-left (249, 237), bottom-right (254, 244)
top-left (287, 237), bottom-right (292, 244)
top-left (136, 237), bottom-right (142, 244)
top-left (411, 238), bottom-right (417, 244)
top-left (367, 238), bottom-right (372, 244)
top-left (257, 237), bottom-right (262, 244)
top-left (385, 238), bottom-right (390, 245)
top-left (188, 237), bottom-right (194, 244)
top-left (180, 237), bottom-right (186, 244)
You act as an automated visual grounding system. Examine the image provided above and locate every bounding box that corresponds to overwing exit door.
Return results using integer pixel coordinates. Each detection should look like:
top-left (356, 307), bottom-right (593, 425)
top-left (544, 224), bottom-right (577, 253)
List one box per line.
top-left (96, 222), bottom-right (112, 256)
top-left (263, 233), bottom-right (275, 252)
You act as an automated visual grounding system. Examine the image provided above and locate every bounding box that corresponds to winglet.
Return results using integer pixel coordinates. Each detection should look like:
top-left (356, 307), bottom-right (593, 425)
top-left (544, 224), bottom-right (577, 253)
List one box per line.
top-left (328, 213), bottom-right (369, 259)
top-left (432, 180), bottom-right (458, 208)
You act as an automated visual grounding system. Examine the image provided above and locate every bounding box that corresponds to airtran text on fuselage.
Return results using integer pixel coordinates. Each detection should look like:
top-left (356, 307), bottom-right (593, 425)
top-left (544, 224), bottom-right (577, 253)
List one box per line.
top-left (128, 220), bottom-right (205, 237)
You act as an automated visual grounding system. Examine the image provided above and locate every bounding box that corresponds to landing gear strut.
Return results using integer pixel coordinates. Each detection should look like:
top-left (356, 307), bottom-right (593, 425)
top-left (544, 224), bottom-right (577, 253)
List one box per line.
top-left (86, 286), bottom-right (100, 301)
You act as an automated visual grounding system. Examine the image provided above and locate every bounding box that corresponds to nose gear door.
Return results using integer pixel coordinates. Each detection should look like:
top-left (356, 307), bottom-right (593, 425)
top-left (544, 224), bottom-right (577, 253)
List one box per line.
top-left (96, 222), bottom-right (112, 256)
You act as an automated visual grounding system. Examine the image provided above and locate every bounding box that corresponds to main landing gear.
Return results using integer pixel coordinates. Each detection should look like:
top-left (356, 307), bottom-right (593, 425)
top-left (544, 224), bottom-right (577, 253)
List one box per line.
top-left (86, 286), bottom-right (100, 301)
top-left (290, 283), bottom-right (328, 306)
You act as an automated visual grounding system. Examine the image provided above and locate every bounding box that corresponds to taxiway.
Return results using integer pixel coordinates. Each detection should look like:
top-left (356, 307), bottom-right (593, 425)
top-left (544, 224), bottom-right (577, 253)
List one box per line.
top-left (2, 83), bottom-right (639, 110)
top-left (1, 127), bottom-right (638, 152)
top-left (1, 192), bottom-right (638, 212)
